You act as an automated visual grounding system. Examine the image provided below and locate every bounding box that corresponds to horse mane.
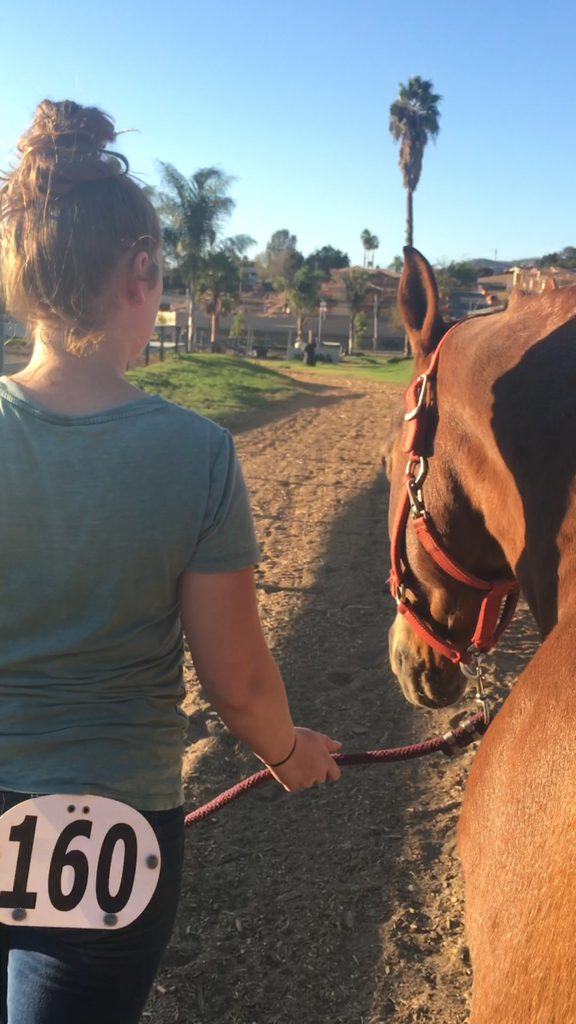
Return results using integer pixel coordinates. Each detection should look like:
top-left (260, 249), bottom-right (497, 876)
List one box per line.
top-left (465, 285), bottom-right (576, 353)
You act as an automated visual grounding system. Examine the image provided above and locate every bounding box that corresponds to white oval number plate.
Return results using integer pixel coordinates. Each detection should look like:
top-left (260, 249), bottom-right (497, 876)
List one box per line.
top-left (0, 795), bottom-right (161, 929)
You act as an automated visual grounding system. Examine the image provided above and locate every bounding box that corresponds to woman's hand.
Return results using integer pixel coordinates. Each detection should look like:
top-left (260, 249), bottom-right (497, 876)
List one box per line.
top-left (267, 727), bottom-right (341, 791)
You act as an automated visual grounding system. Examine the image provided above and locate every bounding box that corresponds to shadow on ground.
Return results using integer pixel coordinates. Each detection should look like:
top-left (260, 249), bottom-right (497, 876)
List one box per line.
top-left (222, 383), bottom-right (365, 435)
top-left (159, 460), bottom-right (493, 1024)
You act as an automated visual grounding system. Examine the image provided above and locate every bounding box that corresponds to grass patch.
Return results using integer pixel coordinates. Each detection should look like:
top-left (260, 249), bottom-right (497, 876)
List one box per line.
top-left (127, 353), bottom-right (309, 425)
top-left (263, 355), bottom-right (414, 384)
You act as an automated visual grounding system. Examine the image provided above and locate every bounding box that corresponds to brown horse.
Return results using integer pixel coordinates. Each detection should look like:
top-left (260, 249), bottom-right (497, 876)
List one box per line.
top-left (385, 247), bottom-right (576, 1023)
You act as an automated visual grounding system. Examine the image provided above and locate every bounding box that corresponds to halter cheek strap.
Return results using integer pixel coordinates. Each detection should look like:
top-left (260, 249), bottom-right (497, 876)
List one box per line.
top-left (389, 323), bottom-right (519, 666)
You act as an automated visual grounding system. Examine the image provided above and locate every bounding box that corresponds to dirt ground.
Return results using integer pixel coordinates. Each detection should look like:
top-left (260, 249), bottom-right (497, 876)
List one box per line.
top-left (144, 373), bottom-right (540, 1024)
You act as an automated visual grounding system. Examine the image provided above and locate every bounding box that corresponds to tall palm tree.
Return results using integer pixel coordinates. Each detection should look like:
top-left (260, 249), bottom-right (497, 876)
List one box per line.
top-left (389, 77), bottom-right (442, 247)
top-left (157, 164), bottom-right (235, 349)
top-left (360, 229), bottom-right (379, 268)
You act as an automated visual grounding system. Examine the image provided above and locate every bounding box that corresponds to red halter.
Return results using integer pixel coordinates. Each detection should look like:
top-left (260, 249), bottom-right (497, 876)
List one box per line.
top-left (389, 323), bottom-right (519, 666)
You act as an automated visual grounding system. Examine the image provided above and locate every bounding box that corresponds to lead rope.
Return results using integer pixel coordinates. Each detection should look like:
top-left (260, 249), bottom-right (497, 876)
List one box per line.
top-left (184, 684), bottom-right (492, 826)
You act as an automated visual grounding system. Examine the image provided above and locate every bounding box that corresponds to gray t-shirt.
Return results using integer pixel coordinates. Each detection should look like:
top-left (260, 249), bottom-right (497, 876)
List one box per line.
top-left (0, 378), bottom-right (260, 810)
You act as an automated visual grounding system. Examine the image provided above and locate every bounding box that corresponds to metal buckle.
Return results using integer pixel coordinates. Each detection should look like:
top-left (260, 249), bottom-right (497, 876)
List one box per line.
top-left (406, 458), bottom-right (429, 518)
top-left (405, 375), bottom-right (428, 421)
top-left (460, 649), bottom-right (491, 726)
top-left (405, 456), bottom-right (428, 488)
top-left (395, 583), bottom-right (406, 606)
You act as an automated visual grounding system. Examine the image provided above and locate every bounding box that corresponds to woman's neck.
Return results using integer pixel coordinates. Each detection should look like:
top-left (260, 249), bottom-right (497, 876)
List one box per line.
top-left (8, 332), bottom-right (144, 415)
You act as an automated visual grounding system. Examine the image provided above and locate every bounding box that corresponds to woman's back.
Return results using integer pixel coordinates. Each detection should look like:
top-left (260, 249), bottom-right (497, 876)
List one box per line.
top-left (0, 378), bottom-right (257, 808)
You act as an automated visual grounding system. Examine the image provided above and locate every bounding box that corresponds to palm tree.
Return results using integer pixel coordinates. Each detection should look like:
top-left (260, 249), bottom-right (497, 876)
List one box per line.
top-left (198, 250), bottom-right (240, 349)
top-left (344, 269), bottom-right (370, 355)
top-left (389, 77), bottom-right (442, 247)
top-left (360, 229), bottom-right (380, 268)
top-left (198, 235), bottom-right (255, 348)
top-left (284, 265), bottom-right (325, 346)
top-left (157, 164), bottom-right (236, 349)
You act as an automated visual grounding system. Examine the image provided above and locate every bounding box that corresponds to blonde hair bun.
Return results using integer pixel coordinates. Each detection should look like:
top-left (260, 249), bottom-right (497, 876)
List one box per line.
top-left (15, 99), bottom-right (126, 201)
top-left (0, 99), bottom-right (160, 351)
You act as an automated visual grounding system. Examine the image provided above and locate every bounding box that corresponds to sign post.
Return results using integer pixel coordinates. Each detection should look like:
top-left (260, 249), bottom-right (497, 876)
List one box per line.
top-left (318, 300), bottom-right (327, 347)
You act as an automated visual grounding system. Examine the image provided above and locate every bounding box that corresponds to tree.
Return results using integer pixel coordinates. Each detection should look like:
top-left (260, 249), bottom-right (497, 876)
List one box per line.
top-left (198, 249), bottom-right (240, 348)
top-left (255, 229), bottom-right (303, 289)
top-left (437, 261), bottom-right (479, 289)
top-left (305, 246), bottom-right (350, 275)
top-left (284, 264), bottom-right (326, 345)
top-left (198, 235), bottom-right (255, 348)
top-left (360, 230), bottom-right (379, 268)
top-left (388, 255), bottom-right (404, 273)
top-left (343, 268), bottom-right (370, 355)
top-left (539, 247), bottom-right (576, 269)
top-left (157, 164), bottom-right (236, 349)
top-left (389, 77), bottom-right (442, 247)
top-left (230, 309), bottom-right (247, 343)
top-left (354, 312), bottom-right (368, 350)
top-left (265, 229), bottom-right (298, 256)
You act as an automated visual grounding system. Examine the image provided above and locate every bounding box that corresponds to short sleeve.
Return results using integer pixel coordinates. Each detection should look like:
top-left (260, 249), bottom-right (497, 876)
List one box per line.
top-left (187, 430), bottom-right (261, 573)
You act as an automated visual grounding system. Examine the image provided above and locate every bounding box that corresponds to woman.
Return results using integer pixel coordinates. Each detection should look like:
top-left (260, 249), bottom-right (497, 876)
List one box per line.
top-left (0, 100), bottom-right (340, 1024)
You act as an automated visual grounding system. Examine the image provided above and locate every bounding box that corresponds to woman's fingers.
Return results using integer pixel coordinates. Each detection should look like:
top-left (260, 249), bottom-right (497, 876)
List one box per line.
top-left (321, 734), bottom-right (342, 752)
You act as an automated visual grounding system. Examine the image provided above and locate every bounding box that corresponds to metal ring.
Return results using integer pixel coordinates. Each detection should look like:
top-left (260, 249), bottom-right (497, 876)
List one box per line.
top-left (405, 456), bottom-right (428, 488)
top-left (460, 660), bottom-right (480, 679)
top-left (405, 375), bottom-right (428, 421)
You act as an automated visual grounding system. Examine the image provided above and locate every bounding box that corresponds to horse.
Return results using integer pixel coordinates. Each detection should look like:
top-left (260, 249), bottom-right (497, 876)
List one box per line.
top-left (383, 247), bottom-right (576, 1023)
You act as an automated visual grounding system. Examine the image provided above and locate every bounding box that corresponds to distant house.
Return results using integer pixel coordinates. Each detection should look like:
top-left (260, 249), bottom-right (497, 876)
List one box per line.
top-left (477, 271), bottom-right (514, 299)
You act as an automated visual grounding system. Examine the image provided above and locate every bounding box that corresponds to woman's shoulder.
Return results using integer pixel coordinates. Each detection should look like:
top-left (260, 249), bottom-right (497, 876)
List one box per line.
top-left (150, 397), bottom-right (233, 458)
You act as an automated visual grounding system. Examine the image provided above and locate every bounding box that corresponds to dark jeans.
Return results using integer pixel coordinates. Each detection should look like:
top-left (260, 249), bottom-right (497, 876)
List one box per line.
top-left (0, 791), bottom-right (184, 1024)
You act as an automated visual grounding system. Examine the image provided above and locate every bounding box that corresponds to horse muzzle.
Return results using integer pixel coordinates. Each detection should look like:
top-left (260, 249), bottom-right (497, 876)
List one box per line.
top-left (388, 615), bottom-right (468, 709)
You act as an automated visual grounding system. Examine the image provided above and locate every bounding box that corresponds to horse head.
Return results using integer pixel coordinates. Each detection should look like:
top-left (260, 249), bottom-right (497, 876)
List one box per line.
top-left (384, 248), bottom-right (518, 710)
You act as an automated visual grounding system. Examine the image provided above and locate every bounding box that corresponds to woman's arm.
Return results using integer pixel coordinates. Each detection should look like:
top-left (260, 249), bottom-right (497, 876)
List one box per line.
top-left (179, 566), bottom-right (340, 790)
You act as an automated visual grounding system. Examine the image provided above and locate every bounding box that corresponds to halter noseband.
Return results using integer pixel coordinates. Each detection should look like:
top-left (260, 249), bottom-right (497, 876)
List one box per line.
top-left (389, 322), bottom-right (519, 667)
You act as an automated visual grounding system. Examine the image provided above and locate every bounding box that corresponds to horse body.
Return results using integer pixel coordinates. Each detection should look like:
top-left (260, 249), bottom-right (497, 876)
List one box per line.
top-left (386, 249), bottom-right (576, 1021)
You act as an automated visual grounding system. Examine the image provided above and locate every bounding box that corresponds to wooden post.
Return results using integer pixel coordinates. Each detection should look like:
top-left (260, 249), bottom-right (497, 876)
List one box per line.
top-left (175, 326), bottom-right (181, 353)
top-left (159, 325), bottom-right (165, 362)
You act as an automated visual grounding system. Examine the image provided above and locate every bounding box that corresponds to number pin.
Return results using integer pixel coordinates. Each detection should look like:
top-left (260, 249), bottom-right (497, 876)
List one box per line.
top-left (11, 908), bottom-right (27, 922)
top-left (103, 913), bottom-right (118, 927)
top-left (146, 855), bottom-right (159, 869)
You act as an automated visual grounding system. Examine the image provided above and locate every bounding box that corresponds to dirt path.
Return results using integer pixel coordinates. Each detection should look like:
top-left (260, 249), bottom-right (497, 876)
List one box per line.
top-left (145, 376), bottom-right (539, 1024)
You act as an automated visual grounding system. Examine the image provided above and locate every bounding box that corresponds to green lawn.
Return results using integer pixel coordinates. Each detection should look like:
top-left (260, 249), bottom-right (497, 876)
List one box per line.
top-left (126, 353), bottom-right (309, 425)
top-left (262, 354), bottom-right (414, 384)
top-left (126, 352), bottom-right (412, 427)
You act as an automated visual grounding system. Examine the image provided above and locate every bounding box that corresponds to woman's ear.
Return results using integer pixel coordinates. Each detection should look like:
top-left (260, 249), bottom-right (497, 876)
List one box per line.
top-left (128, 251), bottom-right (159, 305)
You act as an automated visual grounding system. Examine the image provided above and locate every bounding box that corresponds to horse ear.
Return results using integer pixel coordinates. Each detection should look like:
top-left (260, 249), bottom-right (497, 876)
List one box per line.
top-left (398, 247), bottom-right (443, 361)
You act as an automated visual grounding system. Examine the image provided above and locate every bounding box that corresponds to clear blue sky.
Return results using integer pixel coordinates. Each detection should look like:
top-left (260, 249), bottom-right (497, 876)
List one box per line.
top-left (2, 0), bottom-right (574, 267)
